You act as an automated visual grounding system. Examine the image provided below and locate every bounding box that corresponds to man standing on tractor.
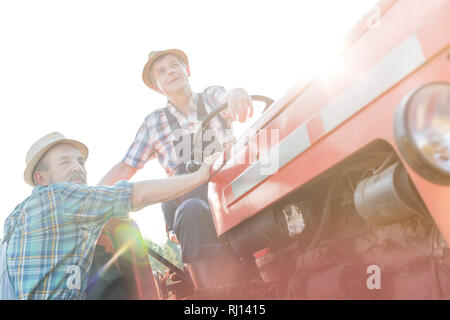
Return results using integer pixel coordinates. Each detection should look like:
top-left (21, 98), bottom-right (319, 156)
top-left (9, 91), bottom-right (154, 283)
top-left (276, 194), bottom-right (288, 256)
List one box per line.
top-left (99, 49), bottom-right (254, 288)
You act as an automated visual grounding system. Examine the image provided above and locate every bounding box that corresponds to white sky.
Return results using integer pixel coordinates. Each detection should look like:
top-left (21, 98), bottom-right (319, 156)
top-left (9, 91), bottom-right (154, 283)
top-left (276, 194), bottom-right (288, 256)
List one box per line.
top-left (0, 0), bottom-right (378, 245)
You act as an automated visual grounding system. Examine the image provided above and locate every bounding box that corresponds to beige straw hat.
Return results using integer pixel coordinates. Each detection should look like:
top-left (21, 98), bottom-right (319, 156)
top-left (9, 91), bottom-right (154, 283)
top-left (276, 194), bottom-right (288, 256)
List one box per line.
top-left (142, 49), bottom-right (190, 90)
top-left (23, 132), bottom-right (89, 186)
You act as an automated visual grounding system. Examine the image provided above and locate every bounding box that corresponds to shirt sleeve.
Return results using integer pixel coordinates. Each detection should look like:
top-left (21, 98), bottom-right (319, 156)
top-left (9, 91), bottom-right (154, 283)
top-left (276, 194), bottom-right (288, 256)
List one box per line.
top-left (122, 113), bottom-right (159, 169)
top-left (55, 181), bottom-right (134, 223)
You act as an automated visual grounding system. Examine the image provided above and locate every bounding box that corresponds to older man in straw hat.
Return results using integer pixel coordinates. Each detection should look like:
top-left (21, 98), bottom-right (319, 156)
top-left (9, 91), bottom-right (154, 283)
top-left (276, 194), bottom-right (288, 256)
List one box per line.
top-left (99, 49), bottom-right (253, 289)
top-left (1, 132), bottom-right (219, 300)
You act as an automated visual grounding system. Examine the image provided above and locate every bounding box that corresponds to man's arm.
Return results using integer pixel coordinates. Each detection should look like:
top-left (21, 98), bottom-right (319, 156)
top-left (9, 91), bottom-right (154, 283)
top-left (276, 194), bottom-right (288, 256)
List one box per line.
top-left (63, 153), bottom-right (220, 223)
top-left (130, 153), bottom-right (219, 211)
top-left (98, 161), bottom-right (138, 186)
top-left (210, 87), bottom-right (254, 123)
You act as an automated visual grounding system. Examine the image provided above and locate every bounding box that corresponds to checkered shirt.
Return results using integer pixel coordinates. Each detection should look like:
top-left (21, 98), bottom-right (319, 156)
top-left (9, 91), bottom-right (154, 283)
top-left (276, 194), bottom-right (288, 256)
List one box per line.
top-left (3, 181), bottom-right (133, 300)
top-left (122, 86), bottom-right (234, 176)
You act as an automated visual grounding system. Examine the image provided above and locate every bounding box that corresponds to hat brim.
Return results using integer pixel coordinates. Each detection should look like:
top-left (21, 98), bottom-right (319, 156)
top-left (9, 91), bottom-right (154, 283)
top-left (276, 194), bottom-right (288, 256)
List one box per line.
top-left (24, 138), bottom-right (89, 186)
top-left (142, 49), bottom-right (189, 90)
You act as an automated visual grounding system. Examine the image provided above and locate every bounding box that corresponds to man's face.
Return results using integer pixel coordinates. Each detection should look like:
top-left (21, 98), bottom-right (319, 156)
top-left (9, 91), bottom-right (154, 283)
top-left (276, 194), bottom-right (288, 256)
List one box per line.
top-left (36, 143), bottom-right (87, 186)
top-left (150, 54), bottom-right (189, 96)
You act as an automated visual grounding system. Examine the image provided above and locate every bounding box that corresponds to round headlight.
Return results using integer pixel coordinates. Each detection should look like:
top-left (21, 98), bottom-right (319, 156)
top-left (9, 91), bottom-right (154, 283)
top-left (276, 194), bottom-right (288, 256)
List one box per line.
top-left (394, 82), bottom-right (450, 185)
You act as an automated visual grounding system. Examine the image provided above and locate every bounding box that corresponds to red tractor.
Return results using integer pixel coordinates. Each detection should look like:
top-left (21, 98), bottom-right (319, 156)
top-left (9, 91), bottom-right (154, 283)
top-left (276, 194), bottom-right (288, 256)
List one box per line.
top-left (94, 0), bottom-right (450, 299)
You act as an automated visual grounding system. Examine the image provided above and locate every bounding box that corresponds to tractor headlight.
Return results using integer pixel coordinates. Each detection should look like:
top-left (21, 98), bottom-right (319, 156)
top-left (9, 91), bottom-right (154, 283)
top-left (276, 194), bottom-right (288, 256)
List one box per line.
top-left (394, 82), bottom-right (450, 185)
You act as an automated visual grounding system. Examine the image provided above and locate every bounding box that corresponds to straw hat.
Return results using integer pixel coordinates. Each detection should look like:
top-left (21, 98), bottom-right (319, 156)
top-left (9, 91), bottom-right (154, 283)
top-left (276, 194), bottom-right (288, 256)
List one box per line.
top-left (24, 132), bottom-right (89, 186)
top-left (142, 49), bottom-right (190, 90)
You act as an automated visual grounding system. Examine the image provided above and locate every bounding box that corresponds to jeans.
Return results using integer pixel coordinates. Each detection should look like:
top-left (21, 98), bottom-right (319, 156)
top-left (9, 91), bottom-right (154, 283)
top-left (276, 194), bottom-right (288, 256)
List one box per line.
top-left (173, 198), bottom-right (222, 263)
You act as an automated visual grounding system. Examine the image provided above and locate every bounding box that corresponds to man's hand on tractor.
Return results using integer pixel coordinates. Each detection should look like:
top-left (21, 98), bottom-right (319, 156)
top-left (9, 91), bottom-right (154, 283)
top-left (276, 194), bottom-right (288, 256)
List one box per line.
top-left (164, 154), bottom-right (221, 244)
top-left (222, 88), bottom-right (254, 123)
top-left (166, 153), bottom-right (221, 244)
top-left (197, 152), bottom-right (222, 183)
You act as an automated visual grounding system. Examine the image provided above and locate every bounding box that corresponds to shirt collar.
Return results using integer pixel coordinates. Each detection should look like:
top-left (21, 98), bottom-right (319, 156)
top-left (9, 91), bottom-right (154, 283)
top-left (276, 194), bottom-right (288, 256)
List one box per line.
top-left (166, 92), bottom-right (199, 122)
top-left (32, 185), bottom-right (45, 194)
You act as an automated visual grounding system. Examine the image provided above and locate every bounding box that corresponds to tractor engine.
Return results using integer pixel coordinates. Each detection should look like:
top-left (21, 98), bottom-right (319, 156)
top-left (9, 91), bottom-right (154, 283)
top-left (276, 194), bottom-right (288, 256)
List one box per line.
top-left (224, 145), bottom-right (450, 299)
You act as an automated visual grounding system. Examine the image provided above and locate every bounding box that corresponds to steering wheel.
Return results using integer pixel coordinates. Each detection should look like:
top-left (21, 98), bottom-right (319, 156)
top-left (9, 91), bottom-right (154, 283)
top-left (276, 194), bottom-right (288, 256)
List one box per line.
top-left (187, 95), bottom-right (274, 172)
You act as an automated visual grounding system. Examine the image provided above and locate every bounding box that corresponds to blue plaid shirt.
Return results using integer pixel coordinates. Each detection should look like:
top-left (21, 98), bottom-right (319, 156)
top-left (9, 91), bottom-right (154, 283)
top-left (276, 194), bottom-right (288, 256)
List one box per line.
top-left (3, 181), bottom-right (133, 300)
